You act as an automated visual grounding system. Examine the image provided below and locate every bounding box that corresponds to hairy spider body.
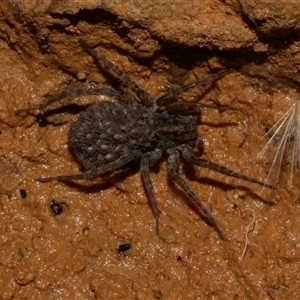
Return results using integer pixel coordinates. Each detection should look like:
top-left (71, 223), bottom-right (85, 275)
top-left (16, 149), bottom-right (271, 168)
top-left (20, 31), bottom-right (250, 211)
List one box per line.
top-left (16, 39), bottom-right (275, 239)
top-left (70, 101), bottom-right (157, 169)
top-left (71, 100), bottom-right (198, 170)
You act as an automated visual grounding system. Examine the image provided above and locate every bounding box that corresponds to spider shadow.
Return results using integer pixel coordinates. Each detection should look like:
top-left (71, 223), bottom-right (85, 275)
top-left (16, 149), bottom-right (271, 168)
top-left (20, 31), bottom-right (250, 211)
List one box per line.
top-left (56, 161), bottom-right (140, 194)
top-left (164, 167), bottom-right (274, 233)
top-left (182, 163), bottom-right (276, 205)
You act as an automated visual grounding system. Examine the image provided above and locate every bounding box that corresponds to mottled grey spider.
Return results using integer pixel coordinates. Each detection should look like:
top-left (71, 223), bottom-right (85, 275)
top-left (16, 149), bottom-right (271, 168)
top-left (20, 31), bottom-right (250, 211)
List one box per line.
top-left (16, 39), bottom-right (275, 238)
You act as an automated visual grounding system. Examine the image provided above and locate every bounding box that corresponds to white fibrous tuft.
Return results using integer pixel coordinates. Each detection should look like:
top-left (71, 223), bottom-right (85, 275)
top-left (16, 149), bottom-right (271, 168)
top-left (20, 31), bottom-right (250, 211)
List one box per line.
top-left (259, 98), bottom-right (300, 185)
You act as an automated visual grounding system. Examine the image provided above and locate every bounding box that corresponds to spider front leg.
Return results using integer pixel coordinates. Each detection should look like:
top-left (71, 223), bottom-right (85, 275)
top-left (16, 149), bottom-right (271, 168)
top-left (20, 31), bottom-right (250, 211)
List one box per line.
top-left (180, 144), bottom-right (276, 189)
top-left (140, 149), bottom-right (163, 234)
top-left (167, 148), bottom-right (224, 239)
top-left (156, 68), bottom-right (234, 107)
top-left (35, 152), bottom-right (136, 182)
top-left (15, 87), bottom-right (135, 114)
top-left (79, 39), bottom-right (153, 107)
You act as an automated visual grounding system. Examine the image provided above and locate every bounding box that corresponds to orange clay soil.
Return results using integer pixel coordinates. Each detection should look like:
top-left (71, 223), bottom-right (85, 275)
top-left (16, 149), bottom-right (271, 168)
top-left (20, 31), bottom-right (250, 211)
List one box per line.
top-left (1, 1), bottom-right (300, 299)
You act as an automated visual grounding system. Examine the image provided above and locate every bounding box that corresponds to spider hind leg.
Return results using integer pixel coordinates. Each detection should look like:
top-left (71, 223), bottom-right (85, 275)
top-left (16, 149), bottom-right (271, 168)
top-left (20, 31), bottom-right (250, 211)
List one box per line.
top-left (180, 144), bottom-right (276, 190)
top-left (167, 148), bottom-right (224, 239)
top-left (140, 149), bottom-right (163, 234)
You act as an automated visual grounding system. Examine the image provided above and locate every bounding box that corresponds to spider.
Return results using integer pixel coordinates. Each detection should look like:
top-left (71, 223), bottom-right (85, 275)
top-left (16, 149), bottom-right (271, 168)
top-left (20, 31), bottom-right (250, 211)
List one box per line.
top-left (16, 39), bottom-right (275, 239)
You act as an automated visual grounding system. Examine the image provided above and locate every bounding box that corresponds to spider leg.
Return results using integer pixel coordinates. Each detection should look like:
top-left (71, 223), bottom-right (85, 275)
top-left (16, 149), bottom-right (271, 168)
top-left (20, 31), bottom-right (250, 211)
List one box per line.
top-left (166, 101), bottom-right (237, 115)
top-left (34, 152), bottom-right (136, 182)
top-left (79, 39), bottom-right (153, 107)
top-left (180, 145), bottom-right (276, 189)
top-left (15, 87), bottom-right (135, 114)
top-left (103, 175), bottom-right (130, 192)
top-left (156, 68), bottom-right (234, 107)
top-left (140, 149), bottom-right (163, 234)
top-left (167, 148), bottom-right (224, 239)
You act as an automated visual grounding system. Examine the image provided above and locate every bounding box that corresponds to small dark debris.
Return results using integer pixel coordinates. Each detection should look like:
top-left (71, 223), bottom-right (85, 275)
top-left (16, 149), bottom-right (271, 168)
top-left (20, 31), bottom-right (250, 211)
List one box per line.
top-left (153, 289), bottom-right (163, 299)
top-left (19, 189), bottom-right (27, 199)
top-left (36, 114), bottom-right (49, 127)
top-left (50, 200), bottom-right (63, 215)
top-left (82, 227), bottom-right (89, 235)
top-left (17, 249), bottom-right (24, 258)
top-left (176, 256), bottom-right (182, 261)
top-left (117, 243), bottom-right (131, 253)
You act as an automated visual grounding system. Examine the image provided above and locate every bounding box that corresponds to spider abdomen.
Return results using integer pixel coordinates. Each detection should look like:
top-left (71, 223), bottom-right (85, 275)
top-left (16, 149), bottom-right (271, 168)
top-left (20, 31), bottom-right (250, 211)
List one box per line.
top-left (69, 101), bottom-right (157, 169)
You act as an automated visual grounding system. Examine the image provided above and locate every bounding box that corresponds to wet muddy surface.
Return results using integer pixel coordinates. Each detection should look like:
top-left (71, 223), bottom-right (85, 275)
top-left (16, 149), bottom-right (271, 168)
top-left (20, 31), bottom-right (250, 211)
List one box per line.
top-left (1, 1), bottom-right (300, 299)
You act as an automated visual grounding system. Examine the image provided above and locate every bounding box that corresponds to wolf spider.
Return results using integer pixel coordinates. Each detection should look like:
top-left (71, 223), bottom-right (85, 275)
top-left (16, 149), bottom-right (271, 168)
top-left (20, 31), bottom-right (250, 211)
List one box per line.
top-left (16, 39), bottom-right (274, 238)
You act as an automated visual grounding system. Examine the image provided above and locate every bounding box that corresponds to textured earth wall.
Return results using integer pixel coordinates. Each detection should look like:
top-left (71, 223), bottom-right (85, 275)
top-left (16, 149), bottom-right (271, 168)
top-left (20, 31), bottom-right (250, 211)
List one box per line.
top-left (1, 1), bottom-right (300, 299)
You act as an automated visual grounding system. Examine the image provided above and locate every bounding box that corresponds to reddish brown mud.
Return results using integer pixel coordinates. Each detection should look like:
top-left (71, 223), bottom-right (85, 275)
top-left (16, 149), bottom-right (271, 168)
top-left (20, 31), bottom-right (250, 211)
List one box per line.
top-left (0, 1), bottom-right (300, 299)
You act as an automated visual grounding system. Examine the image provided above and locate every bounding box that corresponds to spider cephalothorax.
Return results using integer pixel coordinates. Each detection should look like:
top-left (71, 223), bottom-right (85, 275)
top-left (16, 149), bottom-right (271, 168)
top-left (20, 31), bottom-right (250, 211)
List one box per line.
top-left (16, 39), bottom-right (274, 238)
